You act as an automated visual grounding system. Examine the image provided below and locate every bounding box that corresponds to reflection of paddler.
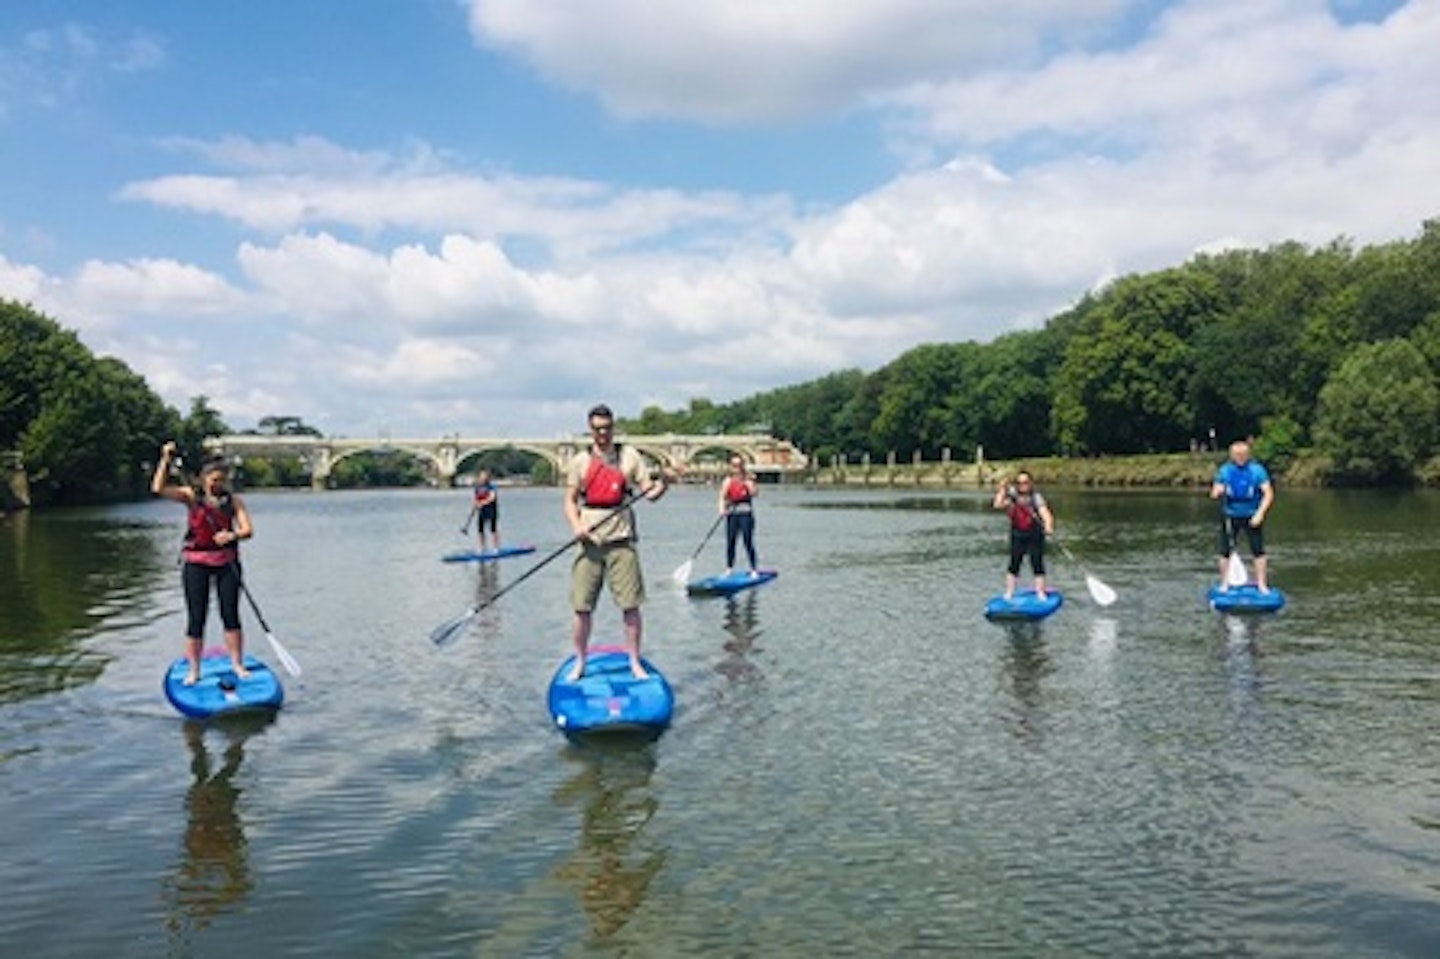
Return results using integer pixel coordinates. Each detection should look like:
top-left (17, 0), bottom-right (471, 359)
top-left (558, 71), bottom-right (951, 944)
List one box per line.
top-left (166, 718), bottom-right (262, 938)
top-left (552, 744), bottom-right (667, 940)
top-left (716, 592), bottom-right (763, 685)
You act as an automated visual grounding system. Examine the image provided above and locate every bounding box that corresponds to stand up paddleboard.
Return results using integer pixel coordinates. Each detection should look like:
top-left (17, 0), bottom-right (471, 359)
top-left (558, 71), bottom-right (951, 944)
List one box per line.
top-left (985, 589), bottom-right (1064, 621)
top-left (1207, 583), bottom-right (1286, 614)
top-left (547, 646), bottom-right (674, 738)
top-left (442, 545), bottom-right (537, 563)
top-left (164, 651), bottom-right (283, 719)
top-left (686, 569), bottom-right (778, 597)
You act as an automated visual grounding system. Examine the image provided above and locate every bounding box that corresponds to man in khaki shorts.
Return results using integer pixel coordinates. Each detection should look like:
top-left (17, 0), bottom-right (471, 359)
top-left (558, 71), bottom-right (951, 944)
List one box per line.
top-left (564, 404), bottom-right (668, 680)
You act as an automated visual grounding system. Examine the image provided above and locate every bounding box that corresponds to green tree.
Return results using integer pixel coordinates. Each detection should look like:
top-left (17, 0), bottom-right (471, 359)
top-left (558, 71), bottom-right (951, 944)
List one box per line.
top-left (1313, 339), bottom-right (1438, 484)
top-left (1053, 269), bottom-right (1224, 454)
top-left (177, 396), bottom-right (229, 469)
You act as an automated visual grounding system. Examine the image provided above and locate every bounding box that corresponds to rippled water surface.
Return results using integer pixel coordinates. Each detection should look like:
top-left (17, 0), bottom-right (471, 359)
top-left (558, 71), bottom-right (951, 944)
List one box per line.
top-left (3, 485), bottom-right (1440, 957)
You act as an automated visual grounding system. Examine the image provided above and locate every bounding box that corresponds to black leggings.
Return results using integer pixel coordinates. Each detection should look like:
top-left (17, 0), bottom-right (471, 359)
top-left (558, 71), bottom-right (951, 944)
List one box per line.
top-left (1219, 516), bottom-right (1265, 556)
top-left (1007, 529), bottom-right (1046, 577)
top-left (183, 561), bottom-right (242, 638)
top-left (476, 502), bottom-right (498, 533)
top-left (726, 511), bottom-right (757, 569)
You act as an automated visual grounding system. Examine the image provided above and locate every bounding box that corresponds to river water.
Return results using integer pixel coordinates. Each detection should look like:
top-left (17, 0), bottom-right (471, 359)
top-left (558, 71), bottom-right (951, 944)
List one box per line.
top-left (2, 484), bottom-right (1439, 957)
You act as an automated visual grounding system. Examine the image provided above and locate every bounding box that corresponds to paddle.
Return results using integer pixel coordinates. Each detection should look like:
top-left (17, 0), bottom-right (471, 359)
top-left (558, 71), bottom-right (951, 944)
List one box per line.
top-left (429, 493), bottom-right (644, 648)
top-left (1051, 534), bottom-right (1119, 607)
top-left (1008, 482), bottom-right (1117, 607)
top-left (671, 512), bottom-right (725, 584)
top-left (459, 506), bottom-right (473, 535)
top-left (235, 575), bottom-right (304, 677)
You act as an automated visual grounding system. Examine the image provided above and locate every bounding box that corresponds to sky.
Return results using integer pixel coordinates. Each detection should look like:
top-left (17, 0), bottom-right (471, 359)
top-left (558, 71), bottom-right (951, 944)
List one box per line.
top-left (0, 0), bottom-right (1434, 441)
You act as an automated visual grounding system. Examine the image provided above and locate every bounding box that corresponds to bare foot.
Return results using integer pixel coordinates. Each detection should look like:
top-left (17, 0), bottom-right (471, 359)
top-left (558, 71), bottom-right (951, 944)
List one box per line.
top-left (1036, 592), bottom-right (1048, 601)
top-left (630, 659), bottom-right (649, 680)
top-left (183, 670), bottom-right (200, 686)
top-left (568, 661), bottom-right (586, 682)
top-left (1257, 584), bottom-right (1271, 595)
top-left (233, 663), bottom-right (252, 679)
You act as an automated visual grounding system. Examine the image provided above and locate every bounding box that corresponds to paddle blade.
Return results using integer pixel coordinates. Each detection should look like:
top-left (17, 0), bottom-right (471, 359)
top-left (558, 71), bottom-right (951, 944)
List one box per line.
top-left (1226, 551), bottom-right (1248, 586)
top-left (671, 558), bottom-right (693, 585)
top-left (266, 630), bottom-right (303, 677)
top-left (430, 608), bottom-right (477, 648)
top-left (1086, 574), bottom-right (1118, 607)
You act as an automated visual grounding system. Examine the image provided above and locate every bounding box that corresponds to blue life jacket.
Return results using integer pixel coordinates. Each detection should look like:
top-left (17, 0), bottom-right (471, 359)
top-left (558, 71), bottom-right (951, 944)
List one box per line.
top-left (1219, 461), bottom-right (1268, 518)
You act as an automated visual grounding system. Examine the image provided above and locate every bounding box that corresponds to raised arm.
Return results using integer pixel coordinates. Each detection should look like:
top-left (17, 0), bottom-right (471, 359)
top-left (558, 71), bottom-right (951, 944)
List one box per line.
top-left (151, 442), bottom-right (193, 504)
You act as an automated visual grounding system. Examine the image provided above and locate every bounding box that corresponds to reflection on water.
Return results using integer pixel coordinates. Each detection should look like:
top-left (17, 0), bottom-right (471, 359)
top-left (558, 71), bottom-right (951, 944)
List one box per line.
top-left (1, 508), bottom-right (172, 702)
top-left (715, 592), bottom-right (763, 687)
top-left (997, 622), bottom-right (1053, 741)
top-left (552, 742), bottom-right (667, 941)
top-left (164, 715), bottom-right (271, 946)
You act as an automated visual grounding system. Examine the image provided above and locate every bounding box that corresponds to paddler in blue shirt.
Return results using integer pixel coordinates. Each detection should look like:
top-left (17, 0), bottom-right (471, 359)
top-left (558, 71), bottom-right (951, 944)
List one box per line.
top-left (1210, 440), bottom-right (1275, 593)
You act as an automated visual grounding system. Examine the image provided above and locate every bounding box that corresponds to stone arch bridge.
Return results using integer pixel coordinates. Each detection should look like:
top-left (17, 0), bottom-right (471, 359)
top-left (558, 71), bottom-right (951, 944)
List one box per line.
top-left (204, 433), bottom-right (808, 489)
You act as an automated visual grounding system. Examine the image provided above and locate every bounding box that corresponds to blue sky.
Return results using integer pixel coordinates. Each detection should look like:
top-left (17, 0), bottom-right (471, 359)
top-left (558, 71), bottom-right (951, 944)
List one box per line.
top-left (0, 0), bottom-right (1431, 439)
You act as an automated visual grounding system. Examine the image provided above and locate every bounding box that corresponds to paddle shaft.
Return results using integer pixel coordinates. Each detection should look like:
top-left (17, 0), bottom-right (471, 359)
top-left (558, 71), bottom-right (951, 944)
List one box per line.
top-left (690, 512), bottom-right (725, 560)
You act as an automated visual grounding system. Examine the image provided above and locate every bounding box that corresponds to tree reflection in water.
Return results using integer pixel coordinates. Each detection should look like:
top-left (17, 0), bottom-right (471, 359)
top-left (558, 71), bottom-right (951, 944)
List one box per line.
top-left (552, 741), bottom-right (667, 941)
top-left (164, 714), bottom-right (271, 947)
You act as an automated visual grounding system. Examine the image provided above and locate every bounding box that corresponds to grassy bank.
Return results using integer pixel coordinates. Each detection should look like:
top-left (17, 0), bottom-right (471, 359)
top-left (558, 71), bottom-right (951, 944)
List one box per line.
top-left (804, 450), bottom-right (1440, 489)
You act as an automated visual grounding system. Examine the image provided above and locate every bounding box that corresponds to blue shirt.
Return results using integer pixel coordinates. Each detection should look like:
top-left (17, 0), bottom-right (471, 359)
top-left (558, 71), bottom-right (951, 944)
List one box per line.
top-left (1215, 461), bottom-right (1270, 518)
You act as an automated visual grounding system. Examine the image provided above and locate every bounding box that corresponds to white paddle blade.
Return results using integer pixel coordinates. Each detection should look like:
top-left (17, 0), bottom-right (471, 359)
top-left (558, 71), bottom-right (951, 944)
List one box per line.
top-left (430, 609), bottom-right (477, 647)
top-left (267, 631), bottom-right (303, 677)
top-left (1226, 551), bottom-right (1248, 586)
top-left (671, 559), bottom-right (693, 585)
top-left (1086, 574), bottom-right (1118, 607)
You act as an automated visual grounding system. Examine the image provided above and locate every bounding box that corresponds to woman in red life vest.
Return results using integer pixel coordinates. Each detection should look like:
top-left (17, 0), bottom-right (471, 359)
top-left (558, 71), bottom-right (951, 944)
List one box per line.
top-left (469, 468), bottom-right (501, 552)
top-left (717, 455), bottom-right (759, 576)
top-left (563, 404), bottom-right (668, 681)
top-left (992, 471), bottom-right (1055, 601)
top-left (152, 441), bottom-right (254, 685)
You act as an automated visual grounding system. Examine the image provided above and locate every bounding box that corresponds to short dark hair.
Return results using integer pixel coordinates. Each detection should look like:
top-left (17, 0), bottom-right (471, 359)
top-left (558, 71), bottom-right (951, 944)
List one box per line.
top-left (588, 404), bottom-right (613, 421)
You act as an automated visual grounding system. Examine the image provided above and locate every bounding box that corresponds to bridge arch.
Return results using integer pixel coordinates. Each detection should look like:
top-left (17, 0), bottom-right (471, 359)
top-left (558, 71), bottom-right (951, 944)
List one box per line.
top-left (454, 443), bottom-right (563, 480)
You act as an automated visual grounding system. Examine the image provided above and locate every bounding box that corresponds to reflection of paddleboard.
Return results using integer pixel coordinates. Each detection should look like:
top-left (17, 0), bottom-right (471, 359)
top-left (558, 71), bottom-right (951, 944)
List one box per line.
top-left (1207, 583), bottom-right (1286, 613)
top-left (984, 589), bottom-right (1063, 621)
top-left (441, 545), bottom-right (537, 563)
top-left (686, 569), bottom-right (778, 597)
top-left (164, 651), bottom-right (283, 719)
top-left (547, 646), bottom-right (673, 738)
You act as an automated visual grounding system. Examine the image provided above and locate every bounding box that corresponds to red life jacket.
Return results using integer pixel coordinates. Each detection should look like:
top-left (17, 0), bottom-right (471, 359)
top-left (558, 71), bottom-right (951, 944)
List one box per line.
top-left (582, 447), bottom-right (628, 508)
top-left (185, 492), bottom-right (235, 550)
top-left (724, 477), bottom-right (753, 505)
top-left (1007, 494), bottom-right (1039, 532)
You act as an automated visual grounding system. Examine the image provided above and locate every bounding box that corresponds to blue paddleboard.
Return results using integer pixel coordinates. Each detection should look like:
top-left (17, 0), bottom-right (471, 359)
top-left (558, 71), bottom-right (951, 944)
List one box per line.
top-left (1207, 583), bottom-right (1286, 613)
top-left (686, 568), bottom-right (778, 597)
top-left (547, 646), bottom-right (674, 738)
top-left (985, 589), bottom-right (1064, 621)
top-left (164, 651), bottom-right (283, 719)
top-left (442, 544), bottom-right (537, 563)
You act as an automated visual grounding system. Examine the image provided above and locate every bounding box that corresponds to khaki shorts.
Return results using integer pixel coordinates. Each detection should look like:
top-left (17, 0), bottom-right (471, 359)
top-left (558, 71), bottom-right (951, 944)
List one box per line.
top-left (570, 539), bottom-right (646, 612)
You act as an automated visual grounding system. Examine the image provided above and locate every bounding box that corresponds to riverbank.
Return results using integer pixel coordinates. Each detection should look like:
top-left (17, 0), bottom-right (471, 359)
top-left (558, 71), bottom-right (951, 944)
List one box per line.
top-left (800, 450), bottom-right (1440, 489)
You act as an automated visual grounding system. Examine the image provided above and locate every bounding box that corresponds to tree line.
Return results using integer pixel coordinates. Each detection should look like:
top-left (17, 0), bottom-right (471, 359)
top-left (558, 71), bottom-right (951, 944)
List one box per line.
top-left (7, 218), bottom-right (1440, 503)
top-left (620, 219), bottom-right (1440, 485)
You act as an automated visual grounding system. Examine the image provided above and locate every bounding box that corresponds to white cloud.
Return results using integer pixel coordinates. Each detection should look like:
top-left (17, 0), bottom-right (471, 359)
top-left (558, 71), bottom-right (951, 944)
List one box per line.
top-left (119, 139), bottom-right (789, 258)
top-left (463, 0), bottom-right (1132, 122)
